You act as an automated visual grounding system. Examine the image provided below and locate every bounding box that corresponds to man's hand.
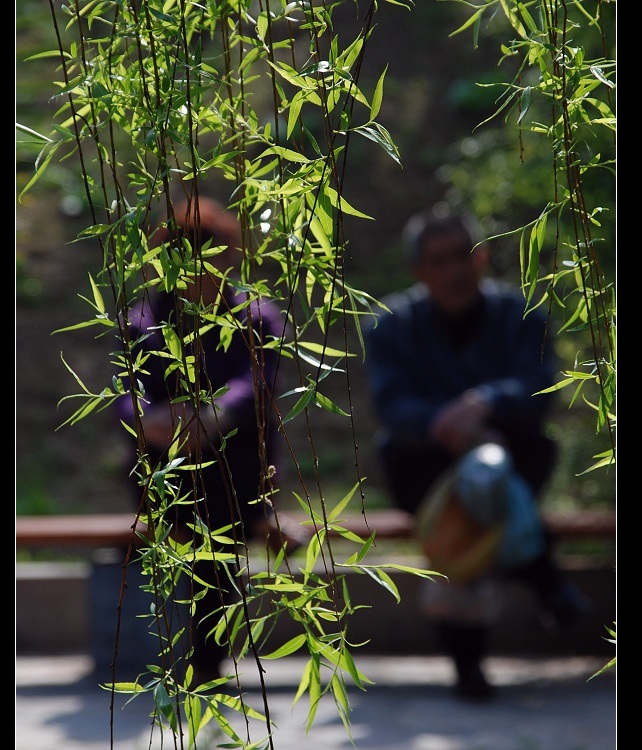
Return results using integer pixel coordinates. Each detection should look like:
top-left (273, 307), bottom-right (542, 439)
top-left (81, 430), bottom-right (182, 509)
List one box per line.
top-left (429, 389), bottom-right (499, 455)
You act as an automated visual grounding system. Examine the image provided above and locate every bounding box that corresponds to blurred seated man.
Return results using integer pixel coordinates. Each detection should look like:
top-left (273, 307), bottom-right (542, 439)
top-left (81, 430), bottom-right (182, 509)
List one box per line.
top-left (364, 208), bottom-right (589, 701)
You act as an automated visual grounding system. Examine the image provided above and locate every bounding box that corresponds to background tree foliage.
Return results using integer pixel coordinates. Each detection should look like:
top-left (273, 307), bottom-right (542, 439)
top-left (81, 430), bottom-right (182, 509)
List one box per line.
top-left (17, 1), bottom-right (615, 525)
top-left (16, 0), bottom-right (614, 740)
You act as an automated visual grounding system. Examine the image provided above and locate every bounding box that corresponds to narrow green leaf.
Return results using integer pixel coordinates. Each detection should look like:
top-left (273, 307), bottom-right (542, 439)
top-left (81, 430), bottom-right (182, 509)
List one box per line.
top-left (77, 223), bottom-right (113, 238)
top-left (361, 566), bottom-right (401, 601)
top-left (53, 317), bottom-right (113, 333)
top-left (153, 683), bottom-right (177, 732)
top-left (304, 530), bottom-right (324, 577)
top-left (589, 66), bottom-right (615, 89)
top-left (337, 646), bottom-right (373, 690)
top-left (296, 340), bottom-right (351, 358)
top-left (517, 86), bottom-right (532, 125)
top-left (162, 326), bottom-right (182, 360)
top-left (328, 482), bottom-right (361, 522)
top-left (287, 91), bottom-right (305, 139)
top-left (370, 65), bottom-right (387, 120)
top-left (261, 145), bottom-right (313, 164)
top-left (262, 634), bottom-right (307, 659)
top-left (323, 185), bottom-right (374, 220)
top-left (293, 656), bottom-right (313, 707)
top-left (352, 122), bottom-right (401, 165)
top-left (101, 681), bottom-right (147, 693)
top-left (18, 144), bottom-right (55, 200)
top-left (448, 7), bottom-right (485, 37)
top-left (314, 390), bottom-right (350, 417)
top-left (305, 652), bottom-right (322, 729)
top-left (281, 388), bottom-right (315, 424)
top-left (15, 122), bottom-right (53, 142)
top-left (309, 214), bottom-right (334, 255)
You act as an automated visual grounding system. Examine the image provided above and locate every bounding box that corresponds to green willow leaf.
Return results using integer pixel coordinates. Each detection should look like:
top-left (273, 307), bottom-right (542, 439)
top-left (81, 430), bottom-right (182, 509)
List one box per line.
top-left (262, 634), bottom-right (307, 659)
top-left (370, 65), bottom-right (387, 120)
top-left (153, 683), bottom-right (177, 732)
top-left (314, 391), bottom-right (350, 417)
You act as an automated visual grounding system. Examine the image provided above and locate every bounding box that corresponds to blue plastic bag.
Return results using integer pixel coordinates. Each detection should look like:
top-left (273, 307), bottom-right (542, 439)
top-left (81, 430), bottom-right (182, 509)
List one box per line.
top-left (456, 443), bottom-right (545, 571)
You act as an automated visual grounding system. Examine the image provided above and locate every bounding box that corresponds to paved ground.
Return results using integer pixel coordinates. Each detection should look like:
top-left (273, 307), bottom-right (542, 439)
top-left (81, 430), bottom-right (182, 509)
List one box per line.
top-left (16, 653), bottom-right (616, 750)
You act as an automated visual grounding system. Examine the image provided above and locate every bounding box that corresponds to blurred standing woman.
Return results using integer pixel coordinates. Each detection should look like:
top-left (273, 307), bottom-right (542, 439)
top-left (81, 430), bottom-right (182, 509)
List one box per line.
top-left (117, 196), bottom-right (288, 683)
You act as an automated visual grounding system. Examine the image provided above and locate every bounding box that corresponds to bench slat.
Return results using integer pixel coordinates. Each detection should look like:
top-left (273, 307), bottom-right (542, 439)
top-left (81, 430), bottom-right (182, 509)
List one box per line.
top-left (281, 509), bottom-right (616, 540)
top-left (15, 514), bottom-right (147, 548)
top-left (16, 509), bottom-right (615, 549)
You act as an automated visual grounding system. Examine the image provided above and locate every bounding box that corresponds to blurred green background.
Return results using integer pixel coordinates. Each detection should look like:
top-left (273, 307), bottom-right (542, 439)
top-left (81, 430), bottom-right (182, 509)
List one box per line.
top-left (16, 1), bottom-right (615, 539)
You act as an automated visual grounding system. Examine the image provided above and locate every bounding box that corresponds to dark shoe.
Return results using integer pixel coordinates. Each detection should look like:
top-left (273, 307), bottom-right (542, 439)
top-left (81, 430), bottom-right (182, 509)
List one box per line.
top-left (545, 581), bottom-right (591, 627)
top-left (454, 663), bottom-right (496, 702)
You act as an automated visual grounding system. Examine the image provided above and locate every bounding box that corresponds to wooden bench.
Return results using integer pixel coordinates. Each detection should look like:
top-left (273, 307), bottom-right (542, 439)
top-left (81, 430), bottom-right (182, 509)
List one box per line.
top-left (16, 509), bottom-right (616, 658)
top-left (16, 508), bottom-right (616, 550)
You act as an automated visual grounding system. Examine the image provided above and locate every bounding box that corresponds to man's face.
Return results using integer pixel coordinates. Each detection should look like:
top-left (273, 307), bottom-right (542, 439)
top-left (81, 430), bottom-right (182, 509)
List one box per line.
top-left (413, 230), bottom-right (488, 316)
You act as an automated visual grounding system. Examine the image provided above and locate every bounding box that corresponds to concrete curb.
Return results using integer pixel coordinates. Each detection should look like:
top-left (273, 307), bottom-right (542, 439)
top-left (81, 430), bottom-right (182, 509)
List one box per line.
top-left (17, 554), bottom-right (615, 675)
